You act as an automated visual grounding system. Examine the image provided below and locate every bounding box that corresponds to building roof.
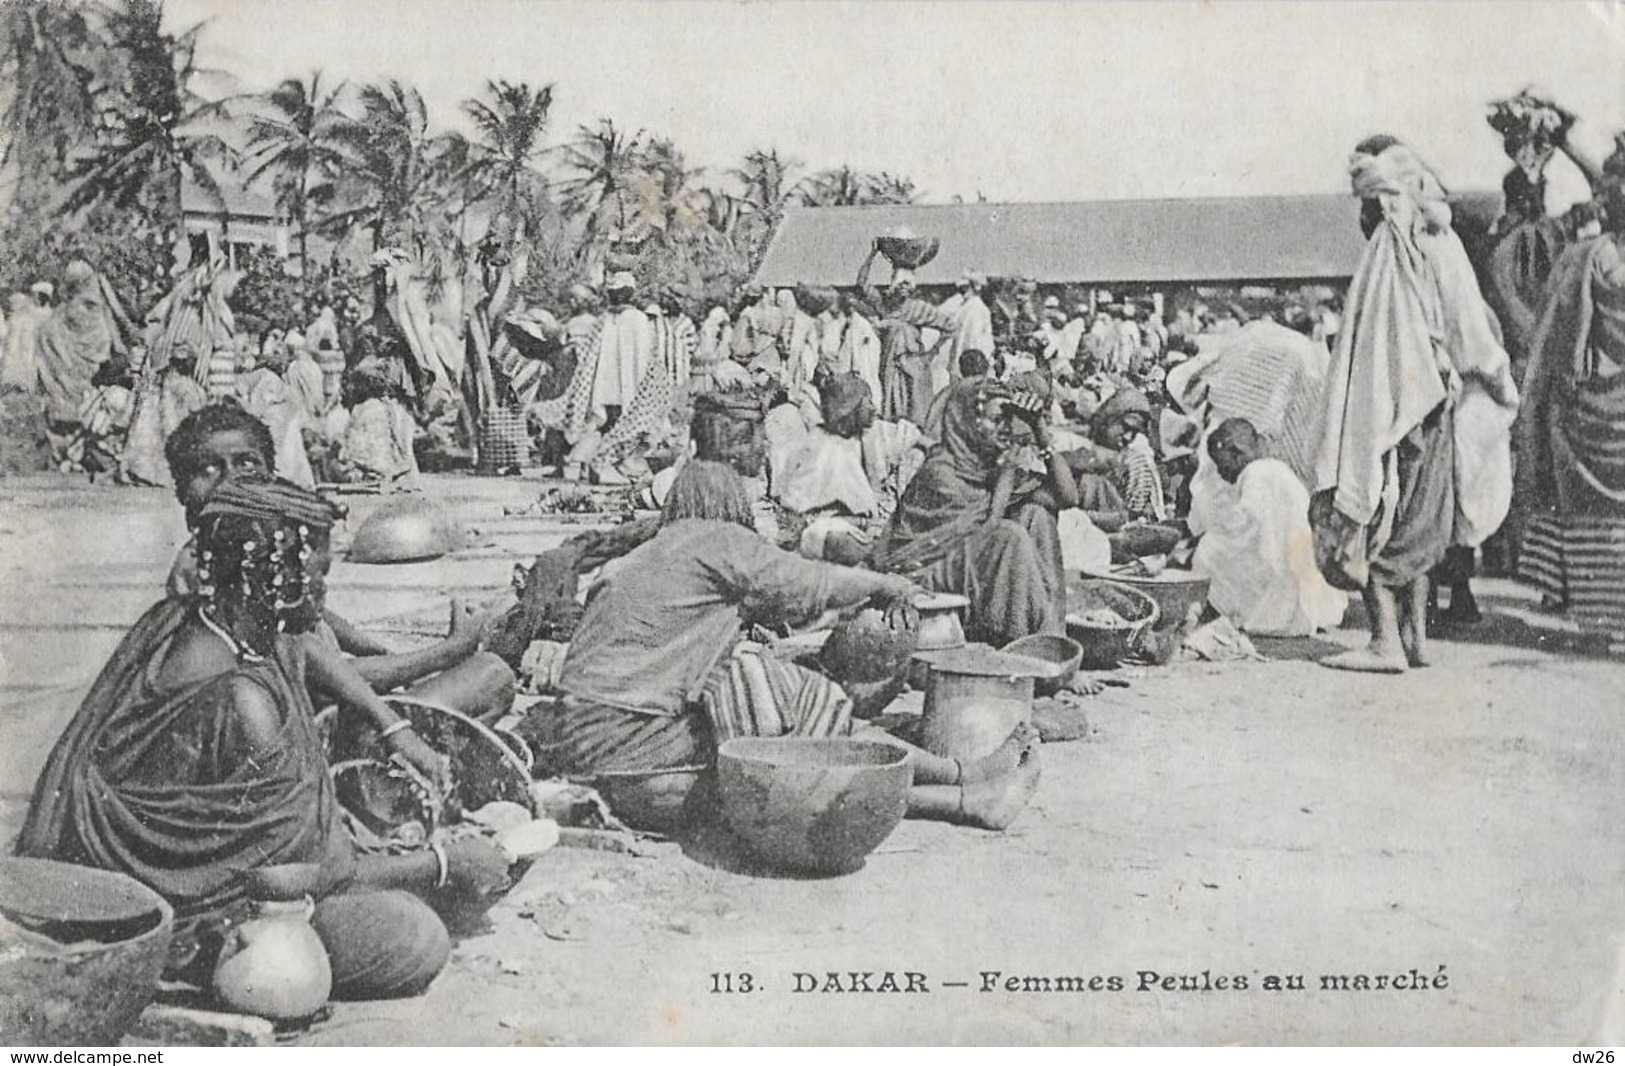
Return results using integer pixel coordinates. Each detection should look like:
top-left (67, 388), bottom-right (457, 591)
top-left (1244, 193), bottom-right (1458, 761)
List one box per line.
top-left (752, 195), bottom-right (1491, 289)
top-left (182, 174), bottom-right (282, 221)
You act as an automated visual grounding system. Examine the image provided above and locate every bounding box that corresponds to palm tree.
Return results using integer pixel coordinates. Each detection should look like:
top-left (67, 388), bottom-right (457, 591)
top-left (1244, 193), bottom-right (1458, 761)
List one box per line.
top-left (242, 71), bottom-right (353, 278)
top-left (796, 166), bottom-right (921, 207)
top-left (461, 78), bottom-right (553, 243)
top-left (555, 117), bottom-right (646, 245)
top-left (320, 78), bottom-right (458, 254)
top-left (59, 0), bottom-right (234, 242)
top-left (729, 147), bottom-right (800, 217)
top-left (866, 171), bottom-right (919, 205)
top-left (0, 0), bottom-right (104, 211)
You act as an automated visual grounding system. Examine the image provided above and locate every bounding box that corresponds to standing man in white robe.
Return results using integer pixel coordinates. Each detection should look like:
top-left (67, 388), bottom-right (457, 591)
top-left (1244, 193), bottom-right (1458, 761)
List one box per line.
top-left (939, 272), bottom-right (994, 386)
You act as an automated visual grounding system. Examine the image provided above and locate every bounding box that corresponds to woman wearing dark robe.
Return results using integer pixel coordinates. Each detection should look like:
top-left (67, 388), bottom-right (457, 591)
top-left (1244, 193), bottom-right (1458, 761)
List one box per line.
top-left (871, 376), bottom-right (1073, 645)
top-left (1515, 135), bottom-right (1625, 642)
top-left (17, 476), bottom-right (511, 1000)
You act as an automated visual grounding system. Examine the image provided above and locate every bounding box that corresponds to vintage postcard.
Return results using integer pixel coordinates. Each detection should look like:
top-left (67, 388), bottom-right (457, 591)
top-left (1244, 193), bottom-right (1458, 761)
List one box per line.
top-left (1, 0), bottom-right (1622, 1049)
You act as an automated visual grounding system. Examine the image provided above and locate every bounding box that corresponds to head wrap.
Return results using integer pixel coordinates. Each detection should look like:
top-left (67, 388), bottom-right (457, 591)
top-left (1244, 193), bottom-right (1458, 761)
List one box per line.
top-left (1093, 386), bottom-right (1152, 432)
top-left (568, 283), bottom-right (597, 305)
top-left (961, 272), bottom-right (986, 290)
top-left (607, 271), bottom-right (636, 293)
top-left (1349, 141), bottom-right (1452, 231)
top-left (819, 372), bottom-right (872, 427)
top-left (199, 475), bottom-right (345, 530)
top-left (29, 281), bottom-right (53, 298)
top-left (284, 329), bottom-right (306, 351)
top-left (1042, 295), bottom-right (1061, 311)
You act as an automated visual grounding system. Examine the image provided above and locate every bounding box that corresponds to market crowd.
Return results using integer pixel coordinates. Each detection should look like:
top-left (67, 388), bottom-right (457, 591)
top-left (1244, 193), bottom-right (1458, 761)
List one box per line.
top-left (5, 88), bottom-right (1624, 1016)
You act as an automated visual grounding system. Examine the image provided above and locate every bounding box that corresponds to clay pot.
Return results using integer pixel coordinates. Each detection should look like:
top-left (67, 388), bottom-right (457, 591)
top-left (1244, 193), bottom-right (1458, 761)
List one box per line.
top-left (211, 896), bottom-right (332, 1024)
top-left (716, 737), bottom-right (911, 876)
top-left (0, 858), bottom-right (174, 1045)
top-left (913, 592), bottom-right (969, 651)
top-left (914, 645), bottom-right (1047, 761)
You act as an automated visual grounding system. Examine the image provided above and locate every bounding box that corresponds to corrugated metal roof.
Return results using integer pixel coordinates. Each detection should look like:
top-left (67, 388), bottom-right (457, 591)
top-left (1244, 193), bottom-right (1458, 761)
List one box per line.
top-left (754, 196), bottom-right (1382, 288)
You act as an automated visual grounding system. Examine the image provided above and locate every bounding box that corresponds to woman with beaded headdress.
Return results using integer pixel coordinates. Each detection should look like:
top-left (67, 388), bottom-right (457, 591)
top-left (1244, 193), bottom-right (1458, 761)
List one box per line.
top-left (1515, 133), bottom-right (1625, 645)
top-left (17, 476), bottom-right (513, 1002)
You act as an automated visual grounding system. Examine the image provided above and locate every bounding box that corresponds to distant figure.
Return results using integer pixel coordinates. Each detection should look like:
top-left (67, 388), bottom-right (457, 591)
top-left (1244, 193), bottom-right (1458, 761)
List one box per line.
top-left (854, 242), bottom-right (957, 426)
top-left (939, 272), bottom-right (995, 385)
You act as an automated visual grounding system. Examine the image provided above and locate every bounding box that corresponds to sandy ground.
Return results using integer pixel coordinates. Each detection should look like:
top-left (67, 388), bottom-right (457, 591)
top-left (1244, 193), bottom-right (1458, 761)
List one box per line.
top-left (3, 471), bottom-right (1624, 1045)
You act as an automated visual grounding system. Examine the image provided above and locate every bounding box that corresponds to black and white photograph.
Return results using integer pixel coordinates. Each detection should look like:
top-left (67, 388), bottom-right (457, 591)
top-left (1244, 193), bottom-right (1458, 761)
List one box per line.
top-left (0, 0), bottom-right (1622, 1048)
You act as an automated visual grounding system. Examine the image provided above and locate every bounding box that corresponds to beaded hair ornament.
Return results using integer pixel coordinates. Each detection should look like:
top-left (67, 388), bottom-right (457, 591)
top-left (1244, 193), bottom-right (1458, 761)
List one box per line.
top-left (194, 476), bottom-right (344, 647)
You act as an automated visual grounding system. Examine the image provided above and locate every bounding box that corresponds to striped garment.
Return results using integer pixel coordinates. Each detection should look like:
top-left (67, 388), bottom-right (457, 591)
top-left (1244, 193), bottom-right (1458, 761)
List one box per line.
top-left (1121, 434), bottom-right (1168, 521)
top-left (1518, 514), bottom-right (1625, 635)
top-left (205, 348), bottom-right (239, 401)
top-left (697, 649), bottom-right (852, 745)
top-left (544, 651), bottom-right (852, 776)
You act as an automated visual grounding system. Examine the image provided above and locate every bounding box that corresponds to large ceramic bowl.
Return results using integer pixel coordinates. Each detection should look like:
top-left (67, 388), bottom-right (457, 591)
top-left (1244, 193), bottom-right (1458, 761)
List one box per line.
top-left (716, 737), bottom-right (911, 875)
top-left (1083, 569), bottom-right (1211, 635)
top-left (1064, 579), bottom-right (1159, 669)
top-left (0, 858), bottom-right (175, 1045)
top-left (1003, 633), bottom-right (1084, 697)
top-left (347, 496), bottom-right (465, 564)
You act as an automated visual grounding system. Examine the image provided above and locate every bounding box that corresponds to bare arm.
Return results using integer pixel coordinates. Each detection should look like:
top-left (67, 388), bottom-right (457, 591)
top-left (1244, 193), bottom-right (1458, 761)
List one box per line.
top-left (1034, 424), bottom-right (1080, 510)
top-left (990, 462), bottom-right (1018, 521)
top-left (324, 609), bottom-right (394, 657)
top-left (302, 637), bottom-right (448, 786)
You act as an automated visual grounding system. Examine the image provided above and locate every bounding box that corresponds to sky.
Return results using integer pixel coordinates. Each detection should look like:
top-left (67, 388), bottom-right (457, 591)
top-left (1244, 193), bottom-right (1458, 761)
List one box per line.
top-left (166, 0), bottom-right (1625, 209)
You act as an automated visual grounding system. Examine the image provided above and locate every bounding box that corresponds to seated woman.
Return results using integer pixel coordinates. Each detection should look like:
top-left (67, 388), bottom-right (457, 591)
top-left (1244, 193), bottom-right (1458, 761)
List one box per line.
top-left (1087, 386), bottom-right (1185, 560)
top-left (1189, 418), bottom-right (1348, 636)
top-left (338, 363), bottom-right (422, 491)
top-left (16, 476), bottom-right (512, 1000)
top-left (162, 402), bottom-right (511, 778)
top-left (548, 460), bottom-right (1041, 831)
top-left (775, 372), bottom-right (926, 546)
top-left (870, 376), bottom-right (1072, 645)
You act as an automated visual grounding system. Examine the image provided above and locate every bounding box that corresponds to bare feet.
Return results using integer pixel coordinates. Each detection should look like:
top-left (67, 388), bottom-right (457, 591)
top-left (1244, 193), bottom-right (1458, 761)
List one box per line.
top-left (1322, 647), bottom-right (1407, 674)
top-left (956, 722), bottom-right (1040, 784)
top-left (958, 743), bottom-right (1042, 831)
top-left (1064, 674), bottom-right (1104, 697)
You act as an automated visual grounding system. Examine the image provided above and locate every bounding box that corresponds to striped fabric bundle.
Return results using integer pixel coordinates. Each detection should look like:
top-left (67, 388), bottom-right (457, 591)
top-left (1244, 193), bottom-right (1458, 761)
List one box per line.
top-left (1518, 515), bottom-right (1625, 636)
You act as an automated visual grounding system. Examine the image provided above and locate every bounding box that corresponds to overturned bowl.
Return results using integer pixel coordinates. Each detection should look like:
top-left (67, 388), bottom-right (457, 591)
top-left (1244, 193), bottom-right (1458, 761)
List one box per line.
top-left (716, 737), bottom-right (911, 876)
top-left (347, 496), bottom-right (465, 564)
